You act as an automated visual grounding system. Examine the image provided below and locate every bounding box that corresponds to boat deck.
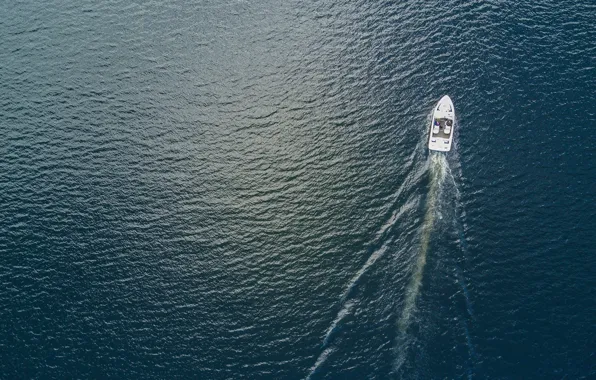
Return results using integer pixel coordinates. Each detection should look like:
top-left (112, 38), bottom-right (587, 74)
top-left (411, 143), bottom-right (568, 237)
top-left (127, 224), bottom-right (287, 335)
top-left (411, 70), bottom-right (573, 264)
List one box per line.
top-left (431, 119), bottom-right (453, 140)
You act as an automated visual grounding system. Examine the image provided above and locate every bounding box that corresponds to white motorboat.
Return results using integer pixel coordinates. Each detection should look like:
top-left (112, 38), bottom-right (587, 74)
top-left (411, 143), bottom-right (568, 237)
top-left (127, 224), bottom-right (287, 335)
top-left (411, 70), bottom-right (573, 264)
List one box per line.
top-left (428, 95), bottom-right (455, 152)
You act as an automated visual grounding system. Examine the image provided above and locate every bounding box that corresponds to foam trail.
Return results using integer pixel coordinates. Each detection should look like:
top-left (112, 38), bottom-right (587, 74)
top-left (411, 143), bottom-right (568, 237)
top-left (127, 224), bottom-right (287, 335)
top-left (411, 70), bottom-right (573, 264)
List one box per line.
top-left (394, 152), bottom-right (447, 372)
top-left (322, 300), bottom-right (355, 347)
top-left (456, 264), bottom-right (476, 378)
top-left (305, 240), bottom-right (391, 379)
top-left (446, 154), bottom-right (477, 374)
top-left (305, 347), bottom-right (333, 380)
top-left (447, 160), bottom-right (476, 319)
top-left (456, 255), bottom-right (474, 318)
top-left (306, 157), bottom-right (423, 379)
top-left (455, 210), bottom-right (477, 377)
top-left (462, 318), bottom-right (475, 380)
top-left (340, 241), bottom-right (390, 303)
top-left (397, 152), bottom-right (447, 333)
top-left (454, 205), bottom-right (474, 319)
top-left (305, 299), bottom-right (356, 379)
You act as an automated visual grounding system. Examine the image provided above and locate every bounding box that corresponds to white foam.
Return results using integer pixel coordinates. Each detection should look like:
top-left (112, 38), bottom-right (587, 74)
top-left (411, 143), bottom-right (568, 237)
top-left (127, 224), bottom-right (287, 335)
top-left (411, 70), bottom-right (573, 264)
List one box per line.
top-left (394, 152), bottom-right (448, 370)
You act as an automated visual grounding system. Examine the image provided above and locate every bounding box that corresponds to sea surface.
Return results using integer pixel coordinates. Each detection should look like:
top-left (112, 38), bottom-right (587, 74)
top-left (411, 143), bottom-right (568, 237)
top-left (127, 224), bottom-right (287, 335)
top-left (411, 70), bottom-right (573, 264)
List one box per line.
top-left (1, 0), bottom-right (594, 378)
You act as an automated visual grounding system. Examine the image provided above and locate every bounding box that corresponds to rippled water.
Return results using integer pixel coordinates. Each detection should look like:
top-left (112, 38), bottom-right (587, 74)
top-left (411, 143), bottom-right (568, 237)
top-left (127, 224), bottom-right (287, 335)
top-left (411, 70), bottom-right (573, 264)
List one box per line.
top-left (1, 0), bottom-right (594, 378)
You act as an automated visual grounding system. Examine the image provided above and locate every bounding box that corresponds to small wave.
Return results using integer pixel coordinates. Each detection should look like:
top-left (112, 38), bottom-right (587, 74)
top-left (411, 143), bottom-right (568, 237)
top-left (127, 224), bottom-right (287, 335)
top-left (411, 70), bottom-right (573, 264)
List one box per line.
top-left (340, 239), bottom-right (391, 303)
top-left (305, 347), bottom-right (334, 380)
top-left (322, 300), bottom-right (355, 347)
top-left (305, 241), bottom-right (391, 379)
top-left (306, 177), bottom-right (418, 378)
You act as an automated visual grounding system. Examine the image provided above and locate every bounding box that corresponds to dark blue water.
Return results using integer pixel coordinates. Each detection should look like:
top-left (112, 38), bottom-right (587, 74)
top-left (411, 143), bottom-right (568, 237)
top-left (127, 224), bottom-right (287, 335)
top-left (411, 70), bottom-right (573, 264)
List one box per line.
top-left (1, 0), bottom-right (594, 378)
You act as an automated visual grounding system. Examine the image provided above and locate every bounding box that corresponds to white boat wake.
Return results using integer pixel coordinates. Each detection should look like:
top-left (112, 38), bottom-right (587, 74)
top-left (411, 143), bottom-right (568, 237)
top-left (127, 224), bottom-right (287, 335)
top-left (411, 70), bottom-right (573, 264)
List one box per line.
top-left (304, 162), bottom-right (426, 379)
top-left (305, 238), bottom-right (393, 380)
top-left (306, 139), bottom-right (476, 379)
top-left (394, 152), bottom-right (448, 371)
top-left (394, 150), bottom-right (477, 377)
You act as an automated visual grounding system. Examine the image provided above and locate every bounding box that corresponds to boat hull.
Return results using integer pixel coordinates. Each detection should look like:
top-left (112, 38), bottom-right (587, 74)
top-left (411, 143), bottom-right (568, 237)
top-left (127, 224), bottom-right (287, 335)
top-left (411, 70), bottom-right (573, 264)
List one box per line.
top-left (428, 95), bottom-right (455, 152)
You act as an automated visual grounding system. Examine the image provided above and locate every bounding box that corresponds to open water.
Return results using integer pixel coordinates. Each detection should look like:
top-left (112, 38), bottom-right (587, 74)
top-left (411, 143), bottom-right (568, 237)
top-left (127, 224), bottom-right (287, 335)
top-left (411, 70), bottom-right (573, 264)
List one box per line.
top-left (1, 0), bottom-right (594, 378)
